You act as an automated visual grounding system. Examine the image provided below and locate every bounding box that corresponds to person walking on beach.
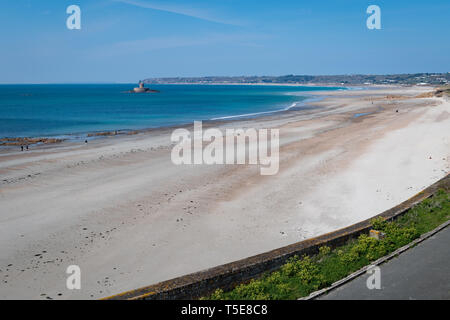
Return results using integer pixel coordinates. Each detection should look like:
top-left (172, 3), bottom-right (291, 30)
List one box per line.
top-left (21, 145), bottom-right (24, 151)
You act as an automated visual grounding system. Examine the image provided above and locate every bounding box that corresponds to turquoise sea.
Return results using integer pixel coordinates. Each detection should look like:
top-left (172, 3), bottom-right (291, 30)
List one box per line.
top-left (0, 84), bottom-right (343, 139)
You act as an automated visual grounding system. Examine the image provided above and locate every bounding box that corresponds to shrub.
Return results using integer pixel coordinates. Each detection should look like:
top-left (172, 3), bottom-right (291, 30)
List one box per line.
top-left (209, 289), bottom-right (224, 300)
top-left (319, 245), bottom-right (331, 257)
top-left (371, 217), bottom-right (387, 231)
top-left (233, 279), bottom-right (270, 300)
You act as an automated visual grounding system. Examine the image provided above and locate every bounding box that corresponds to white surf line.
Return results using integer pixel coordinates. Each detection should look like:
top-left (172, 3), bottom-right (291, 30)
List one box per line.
top-left (210, 102), bottom-right (299, 121)
top-left (209, 93), bottom-right (329, 121)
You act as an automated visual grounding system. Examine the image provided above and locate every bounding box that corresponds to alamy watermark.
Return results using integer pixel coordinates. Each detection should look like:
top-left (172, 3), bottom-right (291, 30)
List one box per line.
top-left (366, 5), bottom-right (381, 30)
top-left (65, 5), bottom-right (379, 31)
top-left (66, 265), bottom-right (81, 290)
top-left (171, 121), bottom-right (279, 175)
top-left (66, 5), bottom-right (81, 30)
top-left (366, 265), bottom-right (381, 290)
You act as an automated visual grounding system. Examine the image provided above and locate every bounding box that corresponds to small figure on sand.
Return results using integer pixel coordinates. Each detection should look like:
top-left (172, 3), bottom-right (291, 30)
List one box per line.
top-left (21, 145), bottom-right (24, 151)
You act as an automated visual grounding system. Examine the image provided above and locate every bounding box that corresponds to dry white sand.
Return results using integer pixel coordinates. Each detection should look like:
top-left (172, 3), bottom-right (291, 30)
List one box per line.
top-left (0, 86), bottom-right (448, 299)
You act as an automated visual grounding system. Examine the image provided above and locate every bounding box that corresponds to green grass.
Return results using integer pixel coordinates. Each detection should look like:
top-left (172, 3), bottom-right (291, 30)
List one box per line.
top-left (204, 189), bottom-right (450, 300)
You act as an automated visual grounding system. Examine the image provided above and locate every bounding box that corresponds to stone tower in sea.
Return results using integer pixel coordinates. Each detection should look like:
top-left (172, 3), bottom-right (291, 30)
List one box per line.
top-left (133, 81), bottom-right (147, 93)
top-left (130, 80), bottom-right (159, 93)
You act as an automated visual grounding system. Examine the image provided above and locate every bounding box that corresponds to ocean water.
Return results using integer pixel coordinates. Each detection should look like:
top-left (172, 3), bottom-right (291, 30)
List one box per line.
top-left (0, 84), bottom-right (342, 139)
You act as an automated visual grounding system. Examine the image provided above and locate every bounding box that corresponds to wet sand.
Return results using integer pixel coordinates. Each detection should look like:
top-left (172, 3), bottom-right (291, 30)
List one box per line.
top-left (0, 85), bottom-right (448, 299)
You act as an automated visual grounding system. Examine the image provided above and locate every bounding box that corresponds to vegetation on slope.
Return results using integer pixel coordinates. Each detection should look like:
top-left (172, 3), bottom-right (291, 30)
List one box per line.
top-left (205, 189), bottom-right (450, 300)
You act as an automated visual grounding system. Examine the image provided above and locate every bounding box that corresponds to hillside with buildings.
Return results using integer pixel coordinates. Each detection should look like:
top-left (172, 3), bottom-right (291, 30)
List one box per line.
top-left (144, 73), bottom-right (449, 86)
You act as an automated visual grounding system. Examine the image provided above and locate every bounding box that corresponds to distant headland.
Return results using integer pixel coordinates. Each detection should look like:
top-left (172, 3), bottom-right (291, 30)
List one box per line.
top-left (142, 73), bottom-right (449, 86)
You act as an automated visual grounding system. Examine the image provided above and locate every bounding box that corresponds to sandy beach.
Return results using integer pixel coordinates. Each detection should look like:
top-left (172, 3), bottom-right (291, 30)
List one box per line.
top-left (0, 85), bottom-right (448, 300)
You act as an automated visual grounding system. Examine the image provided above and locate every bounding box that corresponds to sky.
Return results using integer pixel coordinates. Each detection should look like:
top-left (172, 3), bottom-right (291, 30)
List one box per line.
top-left (0, 0), bottom-right (449, 83)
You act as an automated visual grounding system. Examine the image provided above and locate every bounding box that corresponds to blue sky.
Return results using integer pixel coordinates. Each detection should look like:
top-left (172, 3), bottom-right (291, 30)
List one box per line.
top-left (0, 0), bottom-right (449, 83)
